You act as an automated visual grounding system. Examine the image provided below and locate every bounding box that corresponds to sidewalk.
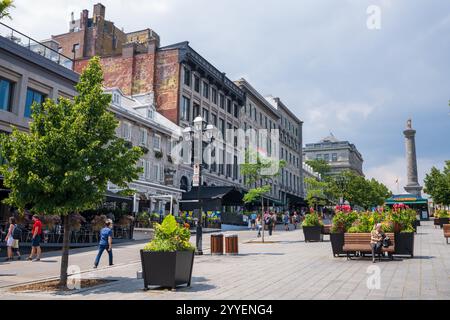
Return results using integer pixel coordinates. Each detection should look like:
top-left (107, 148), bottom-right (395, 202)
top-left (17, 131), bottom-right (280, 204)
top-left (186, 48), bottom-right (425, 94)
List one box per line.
top-left (1, 221), bottom-right (449, 299)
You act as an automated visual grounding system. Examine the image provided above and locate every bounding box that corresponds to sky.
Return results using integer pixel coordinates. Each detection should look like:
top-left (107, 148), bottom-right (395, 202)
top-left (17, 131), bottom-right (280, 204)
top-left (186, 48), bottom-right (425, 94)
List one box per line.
top-left (6, 0), bottom-right (450, 194)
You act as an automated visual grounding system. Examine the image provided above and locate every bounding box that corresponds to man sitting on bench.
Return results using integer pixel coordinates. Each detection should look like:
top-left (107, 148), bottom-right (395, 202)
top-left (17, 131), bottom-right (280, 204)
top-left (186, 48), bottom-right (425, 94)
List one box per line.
top-left (370, 223), bottom-right (385, 263)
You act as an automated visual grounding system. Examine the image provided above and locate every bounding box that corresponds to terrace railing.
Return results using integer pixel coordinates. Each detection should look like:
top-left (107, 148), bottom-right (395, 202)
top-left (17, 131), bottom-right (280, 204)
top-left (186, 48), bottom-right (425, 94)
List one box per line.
top-left (0, 22), bottom-right (73, 70)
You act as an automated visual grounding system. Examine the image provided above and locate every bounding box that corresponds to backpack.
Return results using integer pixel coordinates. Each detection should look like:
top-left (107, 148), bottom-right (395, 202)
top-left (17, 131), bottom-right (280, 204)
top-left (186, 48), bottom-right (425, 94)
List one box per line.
top-left (264, 216), bottom-right (271, 225)
top-left (12, 225), bottom-right (22, 240)
top-left (382, 236), bottom-right (391, 248)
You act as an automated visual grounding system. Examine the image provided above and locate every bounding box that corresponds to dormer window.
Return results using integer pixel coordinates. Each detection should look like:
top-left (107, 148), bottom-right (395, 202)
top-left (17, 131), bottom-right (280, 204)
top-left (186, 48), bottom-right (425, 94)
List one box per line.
top-left (147, 106), bottom-right (155, 119)
top-left (112, 92), bottom-right (121, 106)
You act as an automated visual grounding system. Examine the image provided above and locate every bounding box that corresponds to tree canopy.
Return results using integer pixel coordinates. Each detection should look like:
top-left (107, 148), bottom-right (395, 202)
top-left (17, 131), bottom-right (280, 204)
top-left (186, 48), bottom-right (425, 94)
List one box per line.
top-left (424, 160), bottom-right (450, 205)
top-left (0, 0), bottom-right (14, 19)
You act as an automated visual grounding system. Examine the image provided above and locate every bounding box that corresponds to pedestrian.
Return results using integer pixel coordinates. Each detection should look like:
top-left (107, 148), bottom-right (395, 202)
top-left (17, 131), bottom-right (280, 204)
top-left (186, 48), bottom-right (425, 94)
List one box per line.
top-left (271, 211), bottom-right (277, 234)
top-left (28, 214), bottom-right (42, 262)
top-left (250, 212), bottom-right (257, 230)
top-left (264, 212), bottom-right (273, 236)
top-left (256, 214), bottom-right (262, 238)
top-left (292, 212), bottom-right (299, 229)
top-left (5, 217), bottom-right (21, 261)
top-left (370, 223), bottom-right (385, 263)
top-left (94, 219), bottom-right (114, 268)
top-left (283, 212), bottom-right (290, 231)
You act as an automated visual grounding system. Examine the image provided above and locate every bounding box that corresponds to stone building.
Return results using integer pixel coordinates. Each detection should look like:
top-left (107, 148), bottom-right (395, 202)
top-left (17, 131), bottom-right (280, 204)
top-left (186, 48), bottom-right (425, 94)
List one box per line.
top-left (0, 24), bottom-right (78, 220)
top-left (302, 162), bottom-right (322, 199)
top-left (105, 88), bottom-right (184, 215)
top-left (234, 78), bottom-right (281, 206)
top-left (303, 134), bottom-right (364, 176)
top-left (266, 96), bottom-right (305, 210)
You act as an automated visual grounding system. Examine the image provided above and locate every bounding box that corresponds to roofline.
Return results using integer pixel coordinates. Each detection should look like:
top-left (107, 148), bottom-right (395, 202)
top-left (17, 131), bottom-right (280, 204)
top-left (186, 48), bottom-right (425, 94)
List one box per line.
top-left (266, 96), bottom-right (303, 124)
top-left (234, 78), bottom-right (280, 119)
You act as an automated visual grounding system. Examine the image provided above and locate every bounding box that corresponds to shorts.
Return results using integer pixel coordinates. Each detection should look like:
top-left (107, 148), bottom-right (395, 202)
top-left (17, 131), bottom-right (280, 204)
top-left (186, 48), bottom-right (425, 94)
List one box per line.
top-left (32, 235), bottom-right (41, 247)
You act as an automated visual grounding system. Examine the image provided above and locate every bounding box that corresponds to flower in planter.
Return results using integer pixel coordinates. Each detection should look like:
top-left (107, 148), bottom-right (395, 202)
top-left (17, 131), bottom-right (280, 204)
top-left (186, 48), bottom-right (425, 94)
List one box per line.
top-left (154, 150), bottom-right (163, 159)
top-left (302, 212), bottom-right (323, 227)
top-left (143, 215), bottom-right (194, 252)
top-left (91, 214), bottom-right (107, 232)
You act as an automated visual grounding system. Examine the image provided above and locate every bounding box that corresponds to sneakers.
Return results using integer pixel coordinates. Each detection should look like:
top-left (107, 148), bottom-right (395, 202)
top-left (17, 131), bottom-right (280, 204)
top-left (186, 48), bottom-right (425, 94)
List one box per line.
top-left (27, 257), bottom-right (32, 261)
top-left (32, 258), bottom-right (40, 262)
top-left (93, 265), bottom-right (98, 269)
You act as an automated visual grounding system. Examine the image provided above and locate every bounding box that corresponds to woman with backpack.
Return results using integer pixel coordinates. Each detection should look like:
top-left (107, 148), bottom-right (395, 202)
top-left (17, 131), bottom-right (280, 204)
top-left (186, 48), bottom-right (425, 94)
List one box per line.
top-left (5, 217), bottom-right (21, 261)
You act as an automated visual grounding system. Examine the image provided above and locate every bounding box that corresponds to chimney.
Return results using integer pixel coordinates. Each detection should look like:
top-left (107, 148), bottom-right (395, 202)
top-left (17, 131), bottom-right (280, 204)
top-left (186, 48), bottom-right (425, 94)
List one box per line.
top-left (93, 3), bottom-right (106, 19)
top-left (80, 9), bottom-right (89, 29)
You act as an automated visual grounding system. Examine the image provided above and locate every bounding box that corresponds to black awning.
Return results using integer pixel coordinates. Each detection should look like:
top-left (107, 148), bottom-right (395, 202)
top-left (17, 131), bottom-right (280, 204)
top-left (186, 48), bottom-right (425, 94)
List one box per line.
top-left (180, 186), bottom-right (243, 211)
top-left (285, 193), bottom-right (307, 207)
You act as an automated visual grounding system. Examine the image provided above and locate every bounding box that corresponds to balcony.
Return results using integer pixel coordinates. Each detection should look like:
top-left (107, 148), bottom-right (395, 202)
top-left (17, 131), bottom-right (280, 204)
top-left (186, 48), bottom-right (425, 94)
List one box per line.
top-left (0, 22), bottom-right (73, 70)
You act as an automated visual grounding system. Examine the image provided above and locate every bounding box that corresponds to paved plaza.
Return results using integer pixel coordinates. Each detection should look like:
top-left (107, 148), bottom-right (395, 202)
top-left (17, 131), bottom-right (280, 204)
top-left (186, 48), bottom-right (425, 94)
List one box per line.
top-left (0, 221), bottom-right (449, 300)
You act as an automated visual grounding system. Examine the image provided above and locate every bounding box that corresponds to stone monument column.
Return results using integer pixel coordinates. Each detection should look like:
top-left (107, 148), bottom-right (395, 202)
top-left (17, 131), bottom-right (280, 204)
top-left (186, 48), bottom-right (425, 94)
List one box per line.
top-left (403, 119), bottom-right (422, 196)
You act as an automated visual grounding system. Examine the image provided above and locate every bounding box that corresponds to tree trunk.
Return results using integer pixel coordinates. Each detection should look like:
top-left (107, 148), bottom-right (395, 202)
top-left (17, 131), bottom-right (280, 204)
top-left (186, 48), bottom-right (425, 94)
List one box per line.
top-left (59, 213), bottom-right (72, 287)
top-left (261, 196), bottom-right (265, 243)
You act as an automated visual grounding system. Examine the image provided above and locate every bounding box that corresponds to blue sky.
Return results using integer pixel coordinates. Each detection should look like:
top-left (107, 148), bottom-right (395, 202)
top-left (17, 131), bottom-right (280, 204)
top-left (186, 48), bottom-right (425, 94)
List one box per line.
top-left (9, 0), bottom-right (450, 193)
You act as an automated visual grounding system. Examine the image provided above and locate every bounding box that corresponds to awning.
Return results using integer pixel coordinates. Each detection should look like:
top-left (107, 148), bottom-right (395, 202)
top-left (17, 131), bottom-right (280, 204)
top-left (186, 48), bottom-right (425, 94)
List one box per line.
top-left (285, 193), bottom-right (308, 207)
top-left (385, 194), bottom-right (428, 205)
top-left (180, 186), bottom-right (243, 211)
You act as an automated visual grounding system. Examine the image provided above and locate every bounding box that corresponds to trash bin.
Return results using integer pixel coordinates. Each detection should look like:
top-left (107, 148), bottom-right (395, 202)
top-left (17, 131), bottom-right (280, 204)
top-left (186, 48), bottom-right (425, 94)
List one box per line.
top-left (210, 233), bottom-right (224, 255)
top-left (225, 234), bottom-right (238, 255)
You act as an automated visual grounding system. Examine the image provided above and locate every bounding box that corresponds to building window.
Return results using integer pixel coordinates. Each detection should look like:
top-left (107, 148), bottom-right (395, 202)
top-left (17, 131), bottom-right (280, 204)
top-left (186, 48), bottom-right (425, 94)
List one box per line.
top-left (139, 128), bottom-right (148, 146)
top-left (233, 104), bottom-right (239, 118)
top-left (122, 121), bottom-right (132, 141)
top-left (180, 96), bottom-right (190, 121)
top-left (202, 82), bottom-right (209, 99)
top-left (219, 118), bottom-right (225, 139)
top-left (316, 154), bottom-right (322, 160)
top-left (112, 92), bottom-right (121, 105)
top-left (233, 156), bottom-right (238, 180)
top-left (226, 99), bottom-right (232, 114)
top-left (219, 93), bottom-right (225, 109)
top-left (153, 134), bottom-right (161, 151)
top-left (324, 154), bottom-right (330, 162)
top-left (0, 78), bottom-right (14, 112)
top-left (194, 75), bottom-right (200, 92)
top-left (147, 107), bottom-right (154, 119)
top-left (24, 88), bottom-right (46, 118)
top-left (254, 109), bottom-right (257, 122)
top-left (211, 88), bottom-right (217, 104)
top-left (211, 113), bottom-right (217, 126)
top-left (332, 153), bottom-right (338, 162)
top-left (183, 67), bottom-right (191, 87)
top-left (138, 159), bottom-right (145, 179)
top-left (193, 103), bottom-right (200, 118)
top-left (145, 161), bottom-right (152, 180)
top-left (202, 108), bottom-right (209, 123)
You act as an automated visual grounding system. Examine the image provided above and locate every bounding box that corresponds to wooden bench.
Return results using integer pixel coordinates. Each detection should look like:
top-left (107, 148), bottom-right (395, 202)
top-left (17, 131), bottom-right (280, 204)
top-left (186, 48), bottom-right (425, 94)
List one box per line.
top-left (444, 224), bottom-right (450, 244)
top-left (343, 233), bottom-right (395, 261)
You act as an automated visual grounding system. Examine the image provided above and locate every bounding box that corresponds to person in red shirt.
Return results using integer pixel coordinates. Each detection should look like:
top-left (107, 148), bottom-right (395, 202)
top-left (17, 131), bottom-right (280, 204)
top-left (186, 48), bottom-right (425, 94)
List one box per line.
top-left (28, 214), bottom-right (42, 261)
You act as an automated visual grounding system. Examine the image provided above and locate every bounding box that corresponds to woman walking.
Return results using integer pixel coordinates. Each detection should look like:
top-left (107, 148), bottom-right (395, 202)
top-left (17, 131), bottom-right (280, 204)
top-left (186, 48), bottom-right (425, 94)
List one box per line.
top-left (256, 214), bottom-right (262, 238)
top-left (5, 217), bottom-right (21, 261)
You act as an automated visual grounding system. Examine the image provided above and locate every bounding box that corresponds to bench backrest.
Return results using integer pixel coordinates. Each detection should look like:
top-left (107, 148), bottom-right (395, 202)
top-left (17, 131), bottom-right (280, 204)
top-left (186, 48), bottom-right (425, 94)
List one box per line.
top-left (344, 233), bottom-right (395, 246)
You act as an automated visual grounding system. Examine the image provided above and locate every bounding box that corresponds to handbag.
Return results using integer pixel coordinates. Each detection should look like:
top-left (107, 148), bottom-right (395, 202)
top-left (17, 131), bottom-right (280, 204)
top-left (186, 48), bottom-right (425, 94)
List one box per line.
top-left (382, 236), bottom-right (391, 248)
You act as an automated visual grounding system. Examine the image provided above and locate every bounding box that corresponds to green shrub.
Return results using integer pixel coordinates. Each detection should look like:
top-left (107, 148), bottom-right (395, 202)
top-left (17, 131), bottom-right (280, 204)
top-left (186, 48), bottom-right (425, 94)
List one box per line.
top-left (143, 215), bottom-right (194, 252)
top-left (347, 226), bottom-right (360, 233)
top-left (400, 223), bottom-right (415, 233)
top-left (302, 212), bottom-right (323, 227)
top-left (331, 212), bottom-right (346, 233)
top-left (435, 209), bottom-right (450, 218)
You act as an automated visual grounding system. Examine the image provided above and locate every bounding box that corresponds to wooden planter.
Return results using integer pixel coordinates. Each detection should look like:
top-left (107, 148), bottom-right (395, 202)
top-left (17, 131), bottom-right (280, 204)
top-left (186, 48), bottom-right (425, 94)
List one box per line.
top-left (303, 226), bottom-right (323, 242)
top-left (394, 232), bottom-right (414, 258)
top-left (330, 232), bottom-right (345, 257)
top-left (140, 250), bottom-right (194, 290)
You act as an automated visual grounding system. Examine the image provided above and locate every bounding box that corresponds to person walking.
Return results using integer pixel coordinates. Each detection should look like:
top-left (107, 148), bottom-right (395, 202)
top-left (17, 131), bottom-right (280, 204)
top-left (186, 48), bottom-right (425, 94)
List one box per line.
top-left (283, 212), bottom-right (290, 231)
top-left (370, 223), bottom-right (385, 263)
top-left (94, 219), bottom-right (114, 268)
top-left (271, 211), bottom-right (277, 234)
top-left (256, 214), bottom-right (262, 238)
top-left (264, 212), bottom-right (273, 236)
top-left (28, 214), bottom-right (42, 262)
top-left (292, 212), bottom-right (299, 230)
top-left (5, 217), bottom-right (21, 261)
top-left (250, 212), bottom-right (257, 231)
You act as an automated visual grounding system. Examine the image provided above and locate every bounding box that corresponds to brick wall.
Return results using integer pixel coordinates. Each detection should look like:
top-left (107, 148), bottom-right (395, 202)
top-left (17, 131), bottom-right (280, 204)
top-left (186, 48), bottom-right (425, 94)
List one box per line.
top-left (155, 49), bottom-right (180, 124)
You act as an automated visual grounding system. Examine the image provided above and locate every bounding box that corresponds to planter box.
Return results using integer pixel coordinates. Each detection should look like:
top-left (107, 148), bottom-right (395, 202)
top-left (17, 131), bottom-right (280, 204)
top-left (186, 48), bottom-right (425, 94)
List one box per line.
top-left (303, 226), bottom-right (323, 242)
top-left (434, 218), bottom-right (440, 227)
top-left (330, 233), bottom-right (345, 257)
top-left (140, 250), bottom-right (194, 290)
top-left (439, 218), bottom-right (449, 228)
top-left (394, 232), bottom-right (414, 258)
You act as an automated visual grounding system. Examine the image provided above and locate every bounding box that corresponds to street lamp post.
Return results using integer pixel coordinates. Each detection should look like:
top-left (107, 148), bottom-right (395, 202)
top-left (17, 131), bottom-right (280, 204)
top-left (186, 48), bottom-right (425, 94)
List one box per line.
top-left (183, 116), bottom-right (214, 256)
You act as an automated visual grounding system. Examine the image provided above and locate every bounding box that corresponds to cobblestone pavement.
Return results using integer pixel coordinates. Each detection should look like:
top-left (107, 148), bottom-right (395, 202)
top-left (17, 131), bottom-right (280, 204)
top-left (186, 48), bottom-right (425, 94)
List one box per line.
top-left (0, 221), bottom-right (449, 300)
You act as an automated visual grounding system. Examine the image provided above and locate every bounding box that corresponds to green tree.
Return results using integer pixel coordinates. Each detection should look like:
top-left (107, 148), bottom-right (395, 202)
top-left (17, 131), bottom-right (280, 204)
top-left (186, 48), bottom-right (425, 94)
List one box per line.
top-left (305, 159), bottom-right (331, 176)
top-left (0, 0), bottom-right (14, 19)
top-left (241, 150), bottom-right (284, 242)
top-left (424, 161), bottom-right (450, 206)
top-left (304, 176), bottom-right (328, 210)
top-left (0, 57), bottom-right (143, 287)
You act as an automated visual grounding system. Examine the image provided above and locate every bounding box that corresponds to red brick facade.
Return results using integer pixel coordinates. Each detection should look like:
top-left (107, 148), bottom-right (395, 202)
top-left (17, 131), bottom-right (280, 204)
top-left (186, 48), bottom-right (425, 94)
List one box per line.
top-left (73, 48), bottom-right (180, 124)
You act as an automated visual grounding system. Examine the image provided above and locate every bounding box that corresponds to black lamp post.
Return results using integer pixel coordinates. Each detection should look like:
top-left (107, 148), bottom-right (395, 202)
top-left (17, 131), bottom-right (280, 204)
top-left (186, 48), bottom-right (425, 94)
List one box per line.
top-left (183, 116), bottom-right (214, 255)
